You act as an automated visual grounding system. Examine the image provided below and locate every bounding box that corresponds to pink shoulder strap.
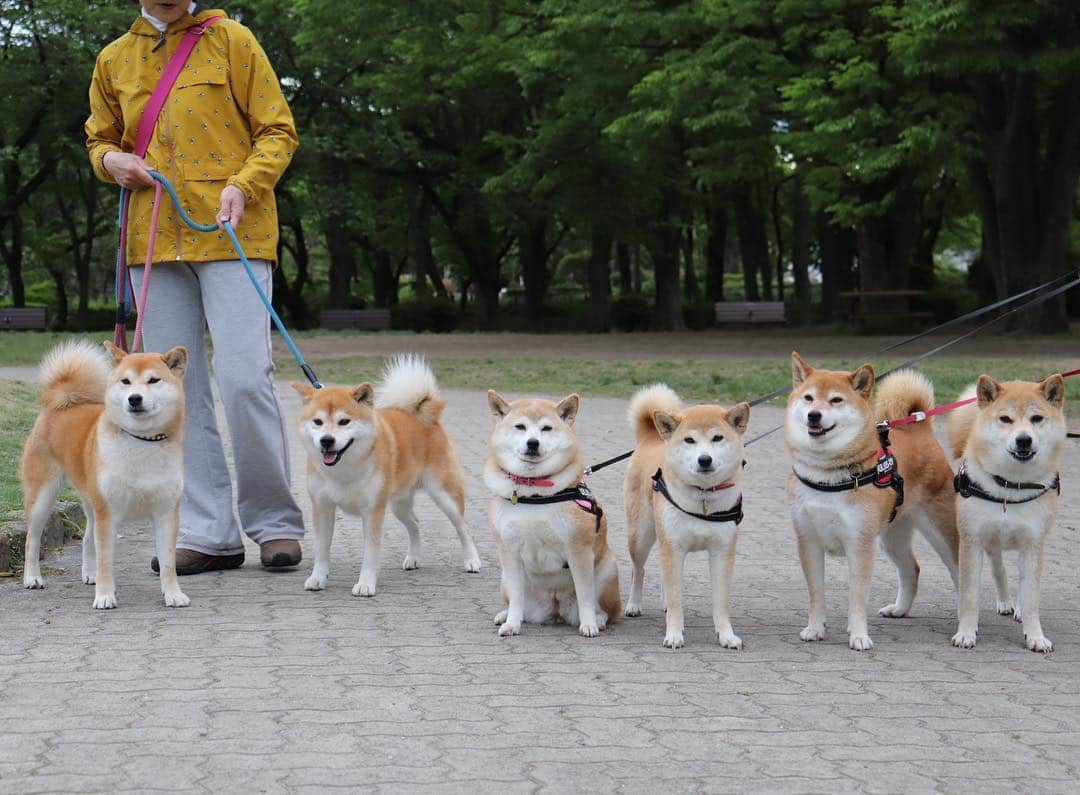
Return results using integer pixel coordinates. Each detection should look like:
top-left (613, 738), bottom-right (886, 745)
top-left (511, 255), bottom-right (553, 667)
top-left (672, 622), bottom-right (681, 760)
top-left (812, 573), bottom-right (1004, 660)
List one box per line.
top-left (132, 15), bottom-right (224, 157)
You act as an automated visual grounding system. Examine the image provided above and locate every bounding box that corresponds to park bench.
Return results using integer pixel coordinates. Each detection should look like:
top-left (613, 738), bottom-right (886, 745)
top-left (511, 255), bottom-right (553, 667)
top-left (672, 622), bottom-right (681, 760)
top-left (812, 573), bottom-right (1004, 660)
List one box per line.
top-left (714, 301), bottom-right (786, 324)
top-left (319, 308), bottom-right (391, 331)
top-left (0, 307), bottom-right (48, 330)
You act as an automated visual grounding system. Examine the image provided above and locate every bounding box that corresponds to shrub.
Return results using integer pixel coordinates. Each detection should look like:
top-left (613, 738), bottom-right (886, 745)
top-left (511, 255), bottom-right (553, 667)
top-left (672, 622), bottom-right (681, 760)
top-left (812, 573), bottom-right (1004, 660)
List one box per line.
top-left (390, 296), bottom-right (461, 332)
top-left (611, 293), bottom-right (651, 331)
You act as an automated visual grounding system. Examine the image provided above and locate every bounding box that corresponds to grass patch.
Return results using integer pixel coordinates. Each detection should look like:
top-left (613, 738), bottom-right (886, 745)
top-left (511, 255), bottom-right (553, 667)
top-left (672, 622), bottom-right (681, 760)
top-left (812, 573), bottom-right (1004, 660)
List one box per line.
top-left (0, 379), bottom-right (40, 516)
top-left (298, 354), bottom-right (1063, 406)
top-left (0, 332), bottom-right (102, 366)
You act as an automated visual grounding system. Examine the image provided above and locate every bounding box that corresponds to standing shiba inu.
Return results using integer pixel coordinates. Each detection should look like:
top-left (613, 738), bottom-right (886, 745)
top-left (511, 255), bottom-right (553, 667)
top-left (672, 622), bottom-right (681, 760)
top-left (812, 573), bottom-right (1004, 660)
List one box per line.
top-left (949, 375), bottom-right (1066, 653)
top-left (484, 391), bottom-right (620, 637)
top-left (786, 353), bottom-right (959, 651)
top-left (21, 340), bottom-right (190, 609)
top-left (623, 385), bottom-right (749, 650)
top-left (293, 355), bottom-right (481, 596)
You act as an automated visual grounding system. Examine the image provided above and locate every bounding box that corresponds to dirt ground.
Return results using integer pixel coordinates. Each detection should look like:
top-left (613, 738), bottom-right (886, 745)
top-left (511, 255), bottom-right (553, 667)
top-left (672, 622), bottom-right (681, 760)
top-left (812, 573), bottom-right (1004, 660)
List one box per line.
top-left (282, 328), bottom-right (1080, 365)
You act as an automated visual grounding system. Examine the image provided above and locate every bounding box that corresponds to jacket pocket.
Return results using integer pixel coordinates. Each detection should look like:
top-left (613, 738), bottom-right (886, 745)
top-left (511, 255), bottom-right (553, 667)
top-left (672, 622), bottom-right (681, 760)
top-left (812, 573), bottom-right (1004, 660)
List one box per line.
top-left (175, 71), bottom-right (228, 91)
top-left (182, 161), bottom-right (244, 182)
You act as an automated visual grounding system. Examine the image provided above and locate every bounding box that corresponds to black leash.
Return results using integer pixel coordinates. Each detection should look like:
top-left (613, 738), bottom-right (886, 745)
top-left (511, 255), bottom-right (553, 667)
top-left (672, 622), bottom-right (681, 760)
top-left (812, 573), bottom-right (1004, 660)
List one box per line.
top-left (650, 468), bottom-right (743, 524)
top-left (954, 462), bottom-right (1060, 511)
top-left (584, 449), bottom-right (634, 475)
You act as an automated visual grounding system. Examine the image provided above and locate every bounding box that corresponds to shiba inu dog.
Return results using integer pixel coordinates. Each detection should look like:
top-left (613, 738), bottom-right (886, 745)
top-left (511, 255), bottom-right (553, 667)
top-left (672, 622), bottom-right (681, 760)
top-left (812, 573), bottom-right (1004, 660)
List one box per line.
top-left (949, 374), bottom-right (1066, 653)
top-left (292, 355), bottom-right (481, 596)
top-left (624, 385), bottom-right (749, 650)
top-left (484, 391), bottom-right (620, 637)
top-left (21, 340), bottom-right (189, 609)
top-left (786, 353), bottom-right (959, 651)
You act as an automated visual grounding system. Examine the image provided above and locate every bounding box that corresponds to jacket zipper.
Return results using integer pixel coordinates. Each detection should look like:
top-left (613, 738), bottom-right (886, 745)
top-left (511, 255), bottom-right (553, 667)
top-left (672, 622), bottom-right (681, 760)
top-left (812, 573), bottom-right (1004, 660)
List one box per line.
top-left (152, 31), bottom-right (166, 52)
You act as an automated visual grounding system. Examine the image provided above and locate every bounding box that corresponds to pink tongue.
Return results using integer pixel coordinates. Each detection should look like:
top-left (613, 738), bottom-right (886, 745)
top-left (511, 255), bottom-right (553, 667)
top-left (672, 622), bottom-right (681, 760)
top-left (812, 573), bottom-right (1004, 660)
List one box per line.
top-left (322, 452), bottom-right (337, 465)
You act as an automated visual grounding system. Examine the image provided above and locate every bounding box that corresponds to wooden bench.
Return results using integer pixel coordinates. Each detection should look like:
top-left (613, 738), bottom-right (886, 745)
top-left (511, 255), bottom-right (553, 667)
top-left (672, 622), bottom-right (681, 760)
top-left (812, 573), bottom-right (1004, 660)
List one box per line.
top-left (714, 301), bottom-right (786, 324)
top-left (319, 308), bottom-right (391, 331)
top-left (0, 307), bottom-right (47, 330)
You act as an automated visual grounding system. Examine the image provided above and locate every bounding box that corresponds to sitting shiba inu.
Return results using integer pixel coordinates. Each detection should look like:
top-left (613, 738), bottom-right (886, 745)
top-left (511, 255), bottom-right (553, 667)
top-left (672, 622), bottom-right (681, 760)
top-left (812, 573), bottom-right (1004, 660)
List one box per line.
top-left (484, 391), bottom-right (620, 637)
top-left (21, 340), bottom-right (190, 609)
top-left (949, 374), bottom-right (1066, 653)
top-left (623, 385), bottom-right (749, 650)
top-left (786, 353), bottom-right (959, 651)
top-left (292, 355), bottom-right (481, 596)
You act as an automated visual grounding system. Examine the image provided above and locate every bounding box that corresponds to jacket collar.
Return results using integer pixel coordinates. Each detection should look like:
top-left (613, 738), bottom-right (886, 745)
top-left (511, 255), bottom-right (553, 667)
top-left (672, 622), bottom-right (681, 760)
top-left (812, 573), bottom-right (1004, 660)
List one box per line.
top-left (128, 7), bottom-right (227, 37)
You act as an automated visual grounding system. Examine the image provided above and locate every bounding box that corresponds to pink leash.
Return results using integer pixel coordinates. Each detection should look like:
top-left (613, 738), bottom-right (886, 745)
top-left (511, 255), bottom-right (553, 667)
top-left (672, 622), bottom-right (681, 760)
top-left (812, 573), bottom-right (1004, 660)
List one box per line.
top-left (114, 15), bottom-right (223, 352)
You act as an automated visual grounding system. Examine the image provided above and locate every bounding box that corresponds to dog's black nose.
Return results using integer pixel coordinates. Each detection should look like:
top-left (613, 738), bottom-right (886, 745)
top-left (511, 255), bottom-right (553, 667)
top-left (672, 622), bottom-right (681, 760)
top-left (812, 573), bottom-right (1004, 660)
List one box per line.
top-left (698, 454), bottom-right (713, 469)
top-left (128, 394), bottom-right (143, 407)
top-left (526, 438), bottom-right (540, 452)
top-left (1015, 434), bottom-right (1032, 450)
top-left (319, 435), bottom-right (336, 450)
top-left (807, 410), bottom-right (822, 425)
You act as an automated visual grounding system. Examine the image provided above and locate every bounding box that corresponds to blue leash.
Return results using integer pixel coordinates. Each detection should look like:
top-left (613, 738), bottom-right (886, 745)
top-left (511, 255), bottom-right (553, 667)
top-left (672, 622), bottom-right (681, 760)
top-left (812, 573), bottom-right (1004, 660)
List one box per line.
top-left (118, 173), bottom-right (321, 388)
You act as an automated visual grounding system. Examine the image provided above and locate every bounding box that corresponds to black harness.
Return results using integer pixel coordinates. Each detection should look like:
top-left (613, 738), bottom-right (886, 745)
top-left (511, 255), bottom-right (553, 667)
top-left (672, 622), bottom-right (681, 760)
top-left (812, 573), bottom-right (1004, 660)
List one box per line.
top-left (508, 482), bottom-right (604, 532)
top-left (954, 462), bottom-right (1060, 511)
top-left (793, 423), bottom-right (905, 522)
top-left (651, 468), bottom-right (743, 525)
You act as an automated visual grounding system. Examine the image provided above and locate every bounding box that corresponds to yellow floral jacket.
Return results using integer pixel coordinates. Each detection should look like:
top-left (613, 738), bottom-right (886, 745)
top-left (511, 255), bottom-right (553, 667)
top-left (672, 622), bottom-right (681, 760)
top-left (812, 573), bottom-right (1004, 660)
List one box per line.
top-left (85, 9), bottom-right (298, 265)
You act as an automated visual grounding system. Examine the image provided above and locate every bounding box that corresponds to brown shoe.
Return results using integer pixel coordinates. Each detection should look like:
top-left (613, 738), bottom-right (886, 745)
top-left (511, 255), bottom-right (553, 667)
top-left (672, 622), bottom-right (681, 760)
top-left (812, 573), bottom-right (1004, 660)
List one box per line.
top-left (151, 548), bottom-right (245, 576)
top-left (260, 538), bottom-right (302, 569)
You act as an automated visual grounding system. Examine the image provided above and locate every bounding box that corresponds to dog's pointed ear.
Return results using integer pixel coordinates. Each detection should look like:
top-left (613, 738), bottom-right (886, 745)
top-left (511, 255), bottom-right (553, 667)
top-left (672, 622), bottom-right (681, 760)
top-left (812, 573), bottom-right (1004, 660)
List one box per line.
top-left (161, 346), bottom-right (187, 377)
top-left (727, 402), bottom-right (751, 435)
top-left (488, 389), bottom-right (510, 418)
top-left (653, 411), bottom-right (680, 440)
top-left (849, 363), bottom-right (875, 398)
top-left (352, 383), bottom-right (375, 407)
top-left (1040, 373), bottom-right (1065, 408)
top-left (291, 381), bottom-right (315, 401)
top-left (556, 394), bottom-right (580, 426)
top-left (791, 352), bottom-right (813, 386)
top-left (976, 375), bottom-right (1001, 407)
top-left (102, 340), bottom-right (126, 366)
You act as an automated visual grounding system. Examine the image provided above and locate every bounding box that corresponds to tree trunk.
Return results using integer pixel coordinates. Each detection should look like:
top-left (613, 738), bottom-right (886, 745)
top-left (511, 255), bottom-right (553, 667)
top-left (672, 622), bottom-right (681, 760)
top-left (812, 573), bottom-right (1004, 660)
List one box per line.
top-left (771, 182), bottom-right (785, 302)
top-left (682, 224), bottom-right (700, 301)
top-left (648, 191), bottom-right (685, 331)
top-left (632, 245), bottom-right (643, 294)
top-left (50, 266), bottom-right (68, 331)
top-left (321, 158), bottom-right (355, 310)
top-left (616, 241), bottom-right (633, 294)
top-left (733, 182), bottom-right (769, 302)
top-left (587, 228), bottom-right (612, 332)
top-left (705, 194), bottom-right (726, 302)
top-left (0, 214), bottom-right (26, 306)
top-left (408, 187), bottom-right (433, 299)
top-left (371, 249), bottom-right (397, 309)
top-left (790, 174), bottom-right (812, 323)
top-left (817, 211), bottom-right (856, 317)
top-left (520, 219), bottom-right (549, 330)
top-left (854, 176), bottom-right (918, 317)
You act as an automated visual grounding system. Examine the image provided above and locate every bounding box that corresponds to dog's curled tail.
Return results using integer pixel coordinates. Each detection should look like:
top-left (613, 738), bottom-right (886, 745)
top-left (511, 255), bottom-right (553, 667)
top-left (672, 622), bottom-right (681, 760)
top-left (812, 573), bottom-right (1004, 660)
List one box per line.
top-left (377, 354), bottom-right (445, 424)
top-left (628, 383), bottom-right (682, 443)
top-left (38, 340), bottom-right (111, 411)
top-left (874, 369), bottom-right (935, 427)
top-left (946, 384), bottom-right (978, 459)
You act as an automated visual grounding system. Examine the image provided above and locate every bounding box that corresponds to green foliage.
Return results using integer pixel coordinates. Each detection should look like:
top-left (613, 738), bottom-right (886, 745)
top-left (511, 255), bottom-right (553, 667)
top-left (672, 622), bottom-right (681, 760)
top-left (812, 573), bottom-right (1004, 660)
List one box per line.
top-left (611, 294), bottom-right (652, 332)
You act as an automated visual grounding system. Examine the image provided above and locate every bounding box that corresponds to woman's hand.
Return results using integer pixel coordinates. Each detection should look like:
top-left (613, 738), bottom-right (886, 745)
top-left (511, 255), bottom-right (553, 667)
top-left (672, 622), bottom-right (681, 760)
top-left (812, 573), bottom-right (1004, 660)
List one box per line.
top-left (217, 185), bottom-right (246, 229)
top-left (102, 152), bottom-right (155, 190)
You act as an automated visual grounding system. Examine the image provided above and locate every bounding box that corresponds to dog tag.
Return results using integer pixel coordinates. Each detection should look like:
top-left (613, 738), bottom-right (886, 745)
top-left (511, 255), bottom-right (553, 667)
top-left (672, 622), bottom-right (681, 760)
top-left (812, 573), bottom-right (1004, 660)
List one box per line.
top-left (511, 491), bottom-right (519, 505)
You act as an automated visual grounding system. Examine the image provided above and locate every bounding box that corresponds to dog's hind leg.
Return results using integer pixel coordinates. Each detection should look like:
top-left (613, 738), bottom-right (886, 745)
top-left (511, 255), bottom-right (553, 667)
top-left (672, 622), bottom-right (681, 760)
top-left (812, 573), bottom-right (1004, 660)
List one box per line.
top-left (878, 520), bottom-right (919, 618)
top-left (22, 470), bottom-right (62, 590)
top-left (391, 493), bottom-right (422, 570)
top-left (625, 509), bottom-right (655, 617)
top-left (426, 471), bottom-right (481, 573)
top-left (80, 496), bottom-right (96, 585)
top-left (920, 497), bottom-right (960, 589)
top-left (155, 505), bottom-right (189, 608)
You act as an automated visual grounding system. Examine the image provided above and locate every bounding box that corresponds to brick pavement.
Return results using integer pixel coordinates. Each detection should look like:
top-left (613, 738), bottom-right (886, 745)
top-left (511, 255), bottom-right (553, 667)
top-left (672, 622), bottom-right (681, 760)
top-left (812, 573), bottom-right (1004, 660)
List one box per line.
top-left (2, 385), bottom-right (1079, 793)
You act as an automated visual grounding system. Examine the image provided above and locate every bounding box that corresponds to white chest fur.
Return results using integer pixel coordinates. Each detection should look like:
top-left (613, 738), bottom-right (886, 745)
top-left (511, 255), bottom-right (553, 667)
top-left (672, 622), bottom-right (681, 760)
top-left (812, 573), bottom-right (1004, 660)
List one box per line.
top-left (310, 458), bottom-right (385, 515)
top-left (491, 498), bottom-right (577, 584)
top-left (791, 481), bottom-right (870, 556)
top-left (96, 429), bottom-right (183, 521)
top-left (960, 496), bottom-right (1054, 551)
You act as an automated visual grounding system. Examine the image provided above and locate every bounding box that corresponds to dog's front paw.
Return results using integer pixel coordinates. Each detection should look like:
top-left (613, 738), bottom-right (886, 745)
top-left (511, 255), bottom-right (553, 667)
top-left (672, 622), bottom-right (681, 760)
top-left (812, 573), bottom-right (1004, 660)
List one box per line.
top-left (596, 611), bottom-right (609, 631)
top-left (996, 599), bottom-right (1015, 616)
top-left (663, 630), bottom-right (684, 649)
top-left (304, 572), bottom-right (327, 591)
top-left (81, 570), bottom-right (95, 585)
top-left (498, 621), bottom-right (521, 637)
top-left (717, 631), bottom-right (743, 650)
top-left (1012, 608), bottom-right (1024, 623)
top-left (351, 579), bottom-right (377, 597)
top-left (163, 590), bottom-right (190, 608)
top-left (848, 633), bottom-right (874, 652)
top-left (952, 627), bottom-right (977, 648)
top-left (402, 554), bottom-right (420, 571)
top-left (1026, 634), bottom-right (1053, 654)
top-left (463, 554), bottom-right (481, 573)
top-left (624, 602), bottom-right (642, 617)
top-left (23, 574), bottom-right (44, 589)
top-left (579, 622), bottom-right (600, 638)
top-left (878, 602), bottom-right (909, 618)
top-left (800, 624), bottom-right (825, 642)
top-left (93, 593), bottom-right (117, 610)
top-left (493, 609), bottom-right (508, 625)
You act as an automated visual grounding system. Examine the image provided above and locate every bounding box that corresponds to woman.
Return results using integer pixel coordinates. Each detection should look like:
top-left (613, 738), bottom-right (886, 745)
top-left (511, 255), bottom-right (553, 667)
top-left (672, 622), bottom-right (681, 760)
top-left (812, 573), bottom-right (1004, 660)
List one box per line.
top-left (85, 1), bottom-right (304, 574)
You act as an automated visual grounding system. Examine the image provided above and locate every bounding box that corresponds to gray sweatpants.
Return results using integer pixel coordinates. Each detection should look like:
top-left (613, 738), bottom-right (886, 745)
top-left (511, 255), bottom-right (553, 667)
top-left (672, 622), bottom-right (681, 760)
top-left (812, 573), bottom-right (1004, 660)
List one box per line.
top-left (129, 260), bottom-right (304, 555)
